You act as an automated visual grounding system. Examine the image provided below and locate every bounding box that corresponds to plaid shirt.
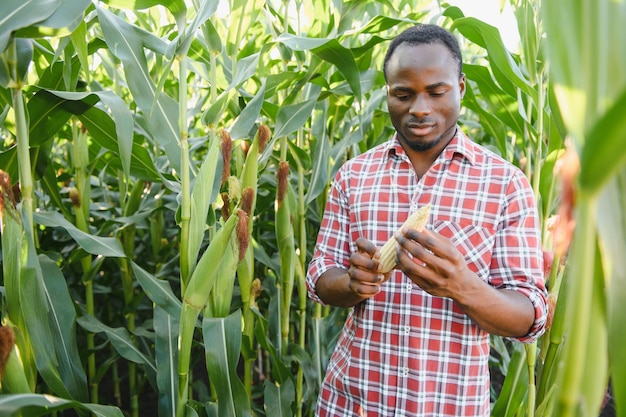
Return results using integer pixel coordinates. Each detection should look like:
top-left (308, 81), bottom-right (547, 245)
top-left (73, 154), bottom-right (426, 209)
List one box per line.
top-left (307, 129), bottom-right (548, 417)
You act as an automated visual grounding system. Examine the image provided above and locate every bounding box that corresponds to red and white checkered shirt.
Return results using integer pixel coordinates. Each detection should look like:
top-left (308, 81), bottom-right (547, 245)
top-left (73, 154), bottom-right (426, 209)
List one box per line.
top-left (307, 129), bottom-right (548, 417)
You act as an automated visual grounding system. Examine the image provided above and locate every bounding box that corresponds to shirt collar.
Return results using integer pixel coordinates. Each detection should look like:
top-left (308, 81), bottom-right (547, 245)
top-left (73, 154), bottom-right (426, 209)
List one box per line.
top-left (385, 126), bottom-right (477, 166)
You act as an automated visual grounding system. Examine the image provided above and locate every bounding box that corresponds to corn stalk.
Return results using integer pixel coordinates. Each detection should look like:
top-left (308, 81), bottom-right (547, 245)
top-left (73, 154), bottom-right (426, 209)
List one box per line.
top-left (542, 0), bottom-right (626, 416)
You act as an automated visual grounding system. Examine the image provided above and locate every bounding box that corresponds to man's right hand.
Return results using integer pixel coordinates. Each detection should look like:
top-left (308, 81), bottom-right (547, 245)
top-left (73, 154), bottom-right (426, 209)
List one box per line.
top-left (316, 237), bottom-right (390, 307)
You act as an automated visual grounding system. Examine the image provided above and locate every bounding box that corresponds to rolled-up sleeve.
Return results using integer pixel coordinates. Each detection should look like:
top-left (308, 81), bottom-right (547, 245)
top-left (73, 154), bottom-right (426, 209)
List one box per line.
top-left (491, 171), bottom-right (548, 342)
top-left (306, 170), bottom-right (352, 305)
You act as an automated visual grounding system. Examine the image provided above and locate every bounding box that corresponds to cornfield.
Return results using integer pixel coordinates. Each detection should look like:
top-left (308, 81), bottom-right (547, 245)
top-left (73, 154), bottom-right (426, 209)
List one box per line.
top-left (0, 0), bottom-right (624, 416)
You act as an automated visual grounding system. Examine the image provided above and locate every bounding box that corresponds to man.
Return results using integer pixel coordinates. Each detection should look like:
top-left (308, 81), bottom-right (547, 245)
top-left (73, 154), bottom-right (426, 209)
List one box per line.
top-left (306, 24), bottom-right (548, 417)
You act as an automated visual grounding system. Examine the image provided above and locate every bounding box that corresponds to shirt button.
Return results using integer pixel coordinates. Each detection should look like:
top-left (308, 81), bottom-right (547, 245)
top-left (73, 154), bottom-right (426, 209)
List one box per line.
top-left (402, 367), bottom-right (409, 376)
top-left (404, 326), bottom-right (410, 335)
top-left (406, 283), bottom-right (412, 292)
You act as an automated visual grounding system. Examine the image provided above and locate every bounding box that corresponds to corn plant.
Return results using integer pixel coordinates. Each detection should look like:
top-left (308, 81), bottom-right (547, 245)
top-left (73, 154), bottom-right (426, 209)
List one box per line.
top-left (542, 0), bottom-right (626, 416)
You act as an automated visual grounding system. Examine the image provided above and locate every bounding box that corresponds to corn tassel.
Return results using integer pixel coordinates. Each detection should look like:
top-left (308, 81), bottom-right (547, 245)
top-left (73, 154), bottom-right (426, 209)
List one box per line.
top-left (378, 204), bottom-right (431, 273)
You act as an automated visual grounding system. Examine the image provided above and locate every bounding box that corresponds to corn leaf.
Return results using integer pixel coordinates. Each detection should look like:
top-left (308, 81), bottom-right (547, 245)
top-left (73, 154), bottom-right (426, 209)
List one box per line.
top-left (263, 379), bottom-right (295, 417)
top-left (103, 0), bottom-right (186, 15)
top-left (14, 0), bottom-right (90, 39)
top-left (0, 0), bottom-right (57, 53)
top-left (132, 262), bottom-right (182, 319)
top-left (0, 178), bottom-right (24, 329)
top-left (27, 89), bottom-right (96, 146)
top-left (78, 106), bottom-right (161, 181)
top-left (154, 306), bottom-right (178, 417)
top-left (33, 211), bottom-right (125, 257)
top-left (277, 34), bottom-right (361, 99)
top-left (491, 345), bottom-right (528, 417)
top-left (187, 139), bottom-right (221, 275)
top-left (36, 255), bottom-right (89, 401)
top-left (226, 0), bottom-right (264, 57)
top-left (597, 169), bottom-right (626, 417)
top-left (77, 314), bottom-right (157, 375)
top-left (0, 393), bottom-right (124, 417)
top-left (202, 310), bottom-right (250, 417)
top-left (20, 227), bottom-right (83, 400)
top-left (305, 104), bottom-right (331, 205)
top-left (273, 97), bottom-right (318, 140)
top-left (96, 5), bottom-right (181, 173)
top-left (579, 89), bottom-right (626, 194)
top-left (229, 82), bottom-right (266, 141)
top-left (447, 12), bottom-right (536, 102)
top-left (43, 90), bottom-right (134, 179)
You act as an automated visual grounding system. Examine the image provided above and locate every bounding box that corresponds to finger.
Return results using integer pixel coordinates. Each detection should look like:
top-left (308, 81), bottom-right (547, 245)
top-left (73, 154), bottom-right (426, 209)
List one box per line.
top-left (403, 228), bottom-right (457, 261)
top-left (355, 237), bottom-right (379, 257)
top-left (348, 262), bottom-right (385, 285)
top-left (349, 250), bottom-right (379, 272)
top-left (348, 278), bottom-right (381, 297)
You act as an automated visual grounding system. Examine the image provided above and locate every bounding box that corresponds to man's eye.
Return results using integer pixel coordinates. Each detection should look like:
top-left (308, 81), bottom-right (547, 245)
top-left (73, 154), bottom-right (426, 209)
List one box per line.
top-left (396, 95), bottom-right (410, 100)
top-left (430, 91), bottom-right (445, 97)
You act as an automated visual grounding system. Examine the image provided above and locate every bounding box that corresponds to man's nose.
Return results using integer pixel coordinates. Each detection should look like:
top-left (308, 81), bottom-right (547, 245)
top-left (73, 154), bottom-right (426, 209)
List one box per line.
top-left (409, 94), bottom-right (430, 116)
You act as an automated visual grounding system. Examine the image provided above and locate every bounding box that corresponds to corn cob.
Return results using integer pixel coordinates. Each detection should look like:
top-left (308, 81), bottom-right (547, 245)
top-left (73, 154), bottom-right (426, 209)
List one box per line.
top-left (378, 204), bottom-right (431, 273)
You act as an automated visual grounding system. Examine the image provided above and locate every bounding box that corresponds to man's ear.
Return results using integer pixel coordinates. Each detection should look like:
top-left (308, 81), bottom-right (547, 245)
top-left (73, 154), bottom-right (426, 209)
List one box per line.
top-left (459, 73), bottom-right (466, 99)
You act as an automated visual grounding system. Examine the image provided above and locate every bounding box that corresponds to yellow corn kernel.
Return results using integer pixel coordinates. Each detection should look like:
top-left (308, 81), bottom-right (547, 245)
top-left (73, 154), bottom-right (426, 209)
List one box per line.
top-left (377, 204), bottom-right (431, 273)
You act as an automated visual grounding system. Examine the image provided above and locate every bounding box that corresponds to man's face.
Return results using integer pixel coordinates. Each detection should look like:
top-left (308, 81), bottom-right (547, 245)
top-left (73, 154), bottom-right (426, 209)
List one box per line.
top-left (386, 42), bottom-right (465, 153)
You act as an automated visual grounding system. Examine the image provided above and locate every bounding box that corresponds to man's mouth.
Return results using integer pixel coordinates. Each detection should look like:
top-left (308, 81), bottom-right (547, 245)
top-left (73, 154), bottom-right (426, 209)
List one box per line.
top-left (407, 123), bottom-right (435, 136)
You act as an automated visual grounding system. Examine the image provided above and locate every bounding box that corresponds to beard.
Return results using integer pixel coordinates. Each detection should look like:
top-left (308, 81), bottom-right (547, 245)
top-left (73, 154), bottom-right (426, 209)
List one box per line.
top-left (396, 120), bottom-right (458, 153)
top-left (400, 132), bottom-right (444, 152)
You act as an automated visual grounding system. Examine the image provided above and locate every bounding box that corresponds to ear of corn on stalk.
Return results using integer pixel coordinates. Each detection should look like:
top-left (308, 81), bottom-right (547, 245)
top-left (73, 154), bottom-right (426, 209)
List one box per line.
top-left (378, 204), bottom-right (431, 273)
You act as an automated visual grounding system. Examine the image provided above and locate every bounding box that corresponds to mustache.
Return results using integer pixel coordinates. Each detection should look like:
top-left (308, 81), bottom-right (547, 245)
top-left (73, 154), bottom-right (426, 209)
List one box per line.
top-left (407, 116), bottom-right (434, 125)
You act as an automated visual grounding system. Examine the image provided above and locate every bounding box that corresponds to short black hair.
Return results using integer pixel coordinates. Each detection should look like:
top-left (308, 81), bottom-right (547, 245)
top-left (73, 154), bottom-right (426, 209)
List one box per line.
top-left (383, 24), bottom-right (463, 81)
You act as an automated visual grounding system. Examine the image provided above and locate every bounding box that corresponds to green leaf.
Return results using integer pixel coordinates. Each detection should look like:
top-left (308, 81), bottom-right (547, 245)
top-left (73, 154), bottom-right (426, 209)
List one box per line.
top-left (14, 0), bottom-right (91, 39)
top-left (33, 211), bottom-right (126, 257)
top-left (36, 255), bottom-right (89, 401)
top-left (96, 5), bottom-right (181, 173)
top-left (0, 38), bottom-right (34, 87)
top-left (202, 311), bottom-right (251, 417)
top-left (77, 314), bottom-right (157, 374)
top-left (0, 0), bottom-right (58, 53)
top-left (252, 306), bottom-right (291, 383)
top-left (273, 97), bottom-right (318, 139)
top-left (173, 0), bottom-right (218, 56)
top-left (0, 177), bottom-right (24, 332)
top-left (447, 13), bottom-right (536, 102)
top-left (305, 106), bottom-right (330, 205)
top-left (0, 393), bottom-right (124, 417)
top-left (103, 0), bottom-right (186, 16)
top-left (187, 139), bottom-right (222, 275)
top-left (27, 89), bottom-right (93, 146)
top-left (20, 218), bottom-right (82, 400)
top-left (579, 88), bottom-right (626, 194)
top-left (490, 345), bottom-right (528, 417)
top-left (278, 34), bottom-right (361, 99)
top-left (463, 64), bottom-right (524, 134)
top-left (42, 90), bottom-right (134, 179)
top-left (78, 106), bottom-right (161, 181)
top-left (355, 15), bottom-right (421, 35)
top-left (132, 262), bottom-right (182, 319)
top-left (229, 82), bottom-right (266, 140)
top-left (597, 169), bottom-right (626, 417)
top-left (154, 306), bottom-right (179, 417)
top-left (263, 379), bottom-right (295, 417)
top-left (225, 0), bottom-right (264, 57)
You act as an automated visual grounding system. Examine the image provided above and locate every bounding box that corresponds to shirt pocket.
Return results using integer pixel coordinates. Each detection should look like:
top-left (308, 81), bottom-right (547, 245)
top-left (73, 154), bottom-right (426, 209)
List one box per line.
top-left (432, 220), bottom-right (496, 280)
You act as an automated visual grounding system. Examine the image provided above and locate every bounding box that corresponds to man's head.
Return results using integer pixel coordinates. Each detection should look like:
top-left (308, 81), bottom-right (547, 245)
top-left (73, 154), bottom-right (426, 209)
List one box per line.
top-left (383, 24), bottom-right (463, 82)
top-left (384, 24), bottom-right (465, 155)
